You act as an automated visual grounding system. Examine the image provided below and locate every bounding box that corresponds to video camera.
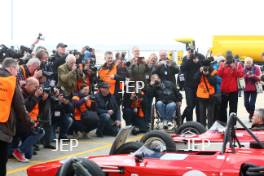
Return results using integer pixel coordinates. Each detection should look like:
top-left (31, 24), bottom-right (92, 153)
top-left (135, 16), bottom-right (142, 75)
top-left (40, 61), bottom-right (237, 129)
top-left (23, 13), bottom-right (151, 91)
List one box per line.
top-left (0, 44), bottom-right (32, 62)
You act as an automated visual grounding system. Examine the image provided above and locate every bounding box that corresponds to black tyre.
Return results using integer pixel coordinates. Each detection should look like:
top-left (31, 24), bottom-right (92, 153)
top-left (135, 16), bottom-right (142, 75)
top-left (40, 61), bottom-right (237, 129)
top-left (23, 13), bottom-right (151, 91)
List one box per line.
top-left (175, 121), bottom-right (206, 135)
top-left (140, 130), bottom-right (176, 152)
top-left (113, 142), bottom-right (143, 154)
top-left (56, 158), bottom-right (104, 176)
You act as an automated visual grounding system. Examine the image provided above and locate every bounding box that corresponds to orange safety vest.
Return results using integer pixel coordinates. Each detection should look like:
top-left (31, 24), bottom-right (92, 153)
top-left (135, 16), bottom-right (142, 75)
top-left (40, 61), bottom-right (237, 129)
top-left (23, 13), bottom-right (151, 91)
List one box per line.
top-left (72, 95), bottom-right (93, 121)
top-left (196, 75), bottom-right (215, 99)
top-left (98, 65), bottom-right (117, 94)
top-left (20, 65), bottom-right (28, 79)
top-left (28, 103), bottom-right (39, 122)
top-left (0, 76), bottom-right (16, 123)
top-left (131, 99), bottom-right (144, 118)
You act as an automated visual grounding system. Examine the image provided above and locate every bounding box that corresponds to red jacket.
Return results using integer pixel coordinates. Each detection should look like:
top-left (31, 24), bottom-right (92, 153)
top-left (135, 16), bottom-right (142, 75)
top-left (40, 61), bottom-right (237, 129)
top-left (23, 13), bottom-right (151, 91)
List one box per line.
top-left (244, 65), bottom-right (262, 92)
top-left (217, 62), bottom-right (244, 93)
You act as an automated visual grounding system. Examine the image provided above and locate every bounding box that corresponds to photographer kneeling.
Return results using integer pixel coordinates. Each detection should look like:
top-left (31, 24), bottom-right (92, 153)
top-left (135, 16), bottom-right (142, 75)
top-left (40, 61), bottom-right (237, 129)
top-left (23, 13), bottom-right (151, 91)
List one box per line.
top-left (71, 86), bottom-right (99, 138)
top-left (149, 74), bottom-right (182, 129)
top-left (95, 82), bottom-right (121, 137)
top-left (12, 77), bottom-right (45, 162)
top-left (123, 83), bottom-right (147, 134)
top-left (51, 90), bottom-right (73, 140)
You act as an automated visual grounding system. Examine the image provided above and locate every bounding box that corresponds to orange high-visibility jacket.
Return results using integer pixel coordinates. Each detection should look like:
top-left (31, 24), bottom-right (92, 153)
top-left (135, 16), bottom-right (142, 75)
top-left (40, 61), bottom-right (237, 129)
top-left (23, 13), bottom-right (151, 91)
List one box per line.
top-left (196, 75), bottom-right (215, 99)
top-left (0, 76), bottom-right (16, 123)
top-left (72, 95), bottom-right (92, 121)
top-left (98, 64), bottom-right (117, 94)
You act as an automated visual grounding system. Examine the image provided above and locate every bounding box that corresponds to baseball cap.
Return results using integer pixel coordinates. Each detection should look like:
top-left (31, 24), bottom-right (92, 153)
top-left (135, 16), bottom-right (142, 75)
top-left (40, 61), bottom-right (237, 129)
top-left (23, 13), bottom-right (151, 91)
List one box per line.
top-left (56, 43), bottom-right (68, 48)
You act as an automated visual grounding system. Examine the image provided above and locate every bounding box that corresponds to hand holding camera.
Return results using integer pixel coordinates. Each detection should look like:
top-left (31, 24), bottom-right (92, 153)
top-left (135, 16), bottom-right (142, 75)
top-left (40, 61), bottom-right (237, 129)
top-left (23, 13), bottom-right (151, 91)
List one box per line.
top-left (71, 64), bottom-right (77, 71)
top-left (34, 69), bottom-right (43, 79)
top-left (108, 110), bottom-right (114, 115)
top-left (35, 87), bottom-right (43, 97)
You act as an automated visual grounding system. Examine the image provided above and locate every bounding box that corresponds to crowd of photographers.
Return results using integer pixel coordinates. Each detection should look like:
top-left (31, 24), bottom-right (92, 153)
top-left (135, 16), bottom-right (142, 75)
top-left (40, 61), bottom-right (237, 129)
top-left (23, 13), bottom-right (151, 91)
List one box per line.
top-left (0, 41), bottom-right (264, 175)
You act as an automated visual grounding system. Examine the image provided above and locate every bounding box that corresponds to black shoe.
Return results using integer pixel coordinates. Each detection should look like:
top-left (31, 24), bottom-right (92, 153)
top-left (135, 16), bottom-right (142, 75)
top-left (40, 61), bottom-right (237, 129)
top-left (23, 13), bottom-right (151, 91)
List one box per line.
top-left (34, 145), bottom-right (40, 151)
top-left (132, 127), bottom-right (140, 135)
top-left (33, 151), bottom-right (38, 155)
top-left (44, 144), bottom-right (56, 149)
top-left (96, 130), bottom-right (104, 137)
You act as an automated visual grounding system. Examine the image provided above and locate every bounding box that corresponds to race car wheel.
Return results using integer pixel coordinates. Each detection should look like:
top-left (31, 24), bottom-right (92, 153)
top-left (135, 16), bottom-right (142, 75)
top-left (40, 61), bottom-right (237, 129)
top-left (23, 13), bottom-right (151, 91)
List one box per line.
top-left (140, 130), bottom-right (176, 152)
top-left (113, 141), bottom-right (143, 154)
top-left (175, 122), bottom-right (206, 135)
top-left (240, 163), bottom-right (264, 176)
top-left (56, 157), bottom-right (105, 176)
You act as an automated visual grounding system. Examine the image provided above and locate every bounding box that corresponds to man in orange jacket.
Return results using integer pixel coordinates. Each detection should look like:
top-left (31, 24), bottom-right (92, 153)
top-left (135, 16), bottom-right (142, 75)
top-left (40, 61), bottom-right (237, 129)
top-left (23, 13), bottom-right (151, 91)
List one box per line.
top-left (0, 58), bottom-right (33, 176)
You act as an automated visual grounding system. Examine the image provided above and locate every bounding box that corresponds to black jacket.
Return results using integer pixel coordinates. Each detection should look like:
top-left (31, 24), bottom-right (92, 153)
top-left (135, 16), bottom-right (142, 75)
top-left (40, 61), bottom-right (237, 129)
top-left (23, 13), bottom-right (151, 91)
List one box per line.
top-left (153, 62), bottom-right (179, 84)
top-left (95, 92), bottom-right (120, 120)
top-left (0, 69), bottom-right (33, 143)
top-left (114, 64), bottom-right (129, 95)
top-left (51, 53), bottom-right (67, 82)
top-left (149, 80), bottom-right (182, 104)
top-left (181, 59), bottom-right (201, 88)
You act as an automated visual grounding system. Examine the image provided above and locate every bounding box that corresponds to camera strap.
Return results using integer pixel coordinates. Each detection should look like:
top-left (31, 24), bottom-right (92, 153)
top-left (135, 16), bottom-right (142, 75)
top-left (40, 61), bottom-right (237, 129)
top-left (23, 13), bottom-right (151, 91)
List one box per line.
top-left (202, 75), bottom-right (211, 95)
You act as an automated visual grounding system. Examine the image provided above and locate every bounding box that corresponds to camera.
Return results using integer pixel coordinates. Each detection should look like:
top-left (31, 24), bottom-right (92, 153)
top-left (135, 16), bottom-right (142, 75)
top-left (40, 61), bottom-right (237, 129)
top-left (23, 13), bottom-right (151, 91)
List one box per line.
top-left (226, 55), bottom-right (234, 65)
top-left (154, 80), bottom-right (160, 86)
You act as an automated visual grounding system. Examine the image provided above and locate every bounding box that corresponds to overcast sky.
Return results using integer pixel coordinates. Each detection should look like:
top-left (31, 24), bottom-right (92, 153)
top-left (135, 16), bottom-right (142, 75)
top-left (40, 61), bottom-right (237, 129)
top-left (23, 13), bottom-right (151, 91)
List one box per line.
top-left (0, 0), bottom-right (263, 51)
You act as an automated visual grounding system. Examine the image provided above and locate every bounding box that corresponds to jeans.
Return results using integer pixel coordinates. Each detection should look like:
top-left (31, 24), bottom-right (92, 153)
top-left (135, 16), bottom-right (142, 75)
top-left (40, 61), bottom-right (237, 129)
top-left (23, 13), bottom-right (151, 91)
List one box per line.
top-left (53, 113), bottom-right (73, 138)
top-left (219, 91), bottom-right (238, 123)
top-left (182, 86), bottom-right (199, 121)
top-left (0, 140), bottom-right (8, 176)
top-left (23, 129), bottom-right (45, 159)
top-left (11, 128), bottom-right (45, 159)
top-left (198, 100), bottom-right (215, 128)
top-left (244, 91), bottom-right (257, 117)
top-left (156, 101), bottom-right (176, 121)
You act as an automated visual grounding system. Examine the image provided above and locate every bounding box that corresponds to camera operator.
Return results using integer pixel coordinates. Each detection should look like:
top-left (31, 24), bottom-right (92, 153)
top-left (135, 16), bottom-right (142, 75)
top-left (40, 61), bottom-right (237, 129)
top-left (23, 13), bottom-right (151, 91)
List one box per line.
top-left (217, 51), bottom-right (244, 123)
top-left (0, 58), bottom-right (33, 175)
top-left (181, 53), bottom-right (202, 122)
top-left (35, 49), bottom-right (59, 149)
top-left (71, 86), bottom-right (99, 138)
top-left (243, 57), bottom-right (261, 122)
top-left (95, 82), bottom-right (121, 137)
top-left (81, 46), bottom-right (96, 64)
top-left (149, 74), bottom-right (182, 129)
top-left (75, 58), bottom-right (97, 94)
top-left (122, 82), bottom-right (147, 134)
top-left (128, 47), bottom-right (150, 126)
top-left (12, 77), bottom-right (45, 162)
top-left (17, 57), bottom-right (42, 86)
top-left (114, 52), bottom-right (129, 106)
top-left (57, 54), bottom-right (84, 97)
top-left (194, 60), bottom-right (217, 128)
top-left (153, 50), bottom-right (179, 85)
top-left (51, 90), bottom-right (73, 140)
top-left (51, 43), bottom-right (68, 83)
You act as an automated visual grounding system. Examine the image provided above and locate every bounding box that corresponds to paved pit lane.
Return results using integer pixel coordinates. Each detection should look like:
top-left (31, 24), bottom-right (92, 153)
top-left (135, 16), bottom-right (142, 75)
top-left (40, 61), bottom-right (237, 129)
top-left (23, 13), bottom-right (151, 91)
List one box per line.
top-left (7, 92), bottom-right (264, 176)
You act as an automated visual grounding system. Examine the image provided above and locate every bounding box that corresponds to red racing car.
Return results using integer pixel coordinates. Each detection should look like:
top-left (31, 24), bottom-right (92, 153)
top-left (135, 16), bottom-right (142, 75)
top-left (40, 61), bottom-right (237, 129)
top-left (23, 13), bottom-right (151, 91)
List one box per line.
top-left (141, 113), bottom-right (264, 151)
top-left (27, 114), bottom-right (264, 176)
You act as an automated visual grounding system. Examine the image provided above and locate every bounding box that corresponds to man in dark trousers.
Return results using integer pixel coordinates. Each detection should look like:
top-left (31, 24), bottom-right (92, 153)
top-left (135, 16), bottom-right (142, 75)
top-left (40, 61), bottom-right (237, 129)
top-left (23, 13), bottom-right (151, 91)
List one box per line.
top-left (181, 53), bottom-right (202, 122)
top-left (0, 58), bottom-right (33, 176)
top-left (95, 82), bottom-right (121, 137)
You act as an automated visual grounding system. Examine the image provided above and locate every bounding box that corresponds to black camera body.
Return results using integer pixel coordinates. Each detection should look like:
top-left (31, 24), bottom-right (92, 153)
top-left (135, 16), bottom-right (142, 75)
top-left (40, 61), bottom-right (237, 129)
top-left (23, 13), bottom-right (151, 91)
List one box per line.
top-left (226, 55), bottom-right (234, 65)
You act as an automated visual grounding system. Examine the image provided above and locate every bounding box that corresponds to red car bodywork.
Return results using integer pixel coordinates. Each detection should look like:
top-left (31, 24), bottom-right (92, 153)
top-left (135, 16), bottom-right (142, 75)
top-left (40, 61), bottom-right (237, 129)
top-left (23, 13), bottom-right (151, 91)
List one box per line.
top-left (27, 148), bottom-right (264, 176)
top-left (171, 129), bottom-right (264, 143)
